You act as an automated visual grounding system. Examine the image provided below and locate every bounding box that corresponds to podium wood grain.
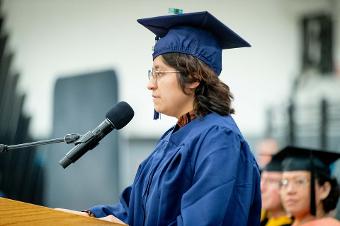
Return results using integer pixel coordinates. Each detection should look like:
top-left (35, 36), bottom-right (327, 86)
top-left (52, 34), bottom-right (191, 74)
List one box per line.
top-left (0, 198), bottom-right (126, 226)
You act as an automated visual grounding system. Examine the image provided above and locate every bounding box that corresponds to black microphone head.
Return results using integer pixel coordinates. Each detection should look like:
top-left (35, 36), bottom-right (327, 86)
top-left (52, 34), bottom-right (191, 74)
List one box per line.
top-left (106, 101), bottom-right (134, 129)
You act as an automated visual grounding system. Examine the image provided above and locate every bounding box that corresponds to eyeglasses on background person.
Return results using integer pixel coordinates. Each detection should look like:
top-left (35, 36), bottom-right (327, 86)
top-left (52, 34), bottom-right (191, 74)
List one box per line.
top-left (280, 177), bottom-right (310, 189)
top-left (261, 177), bottom-right (281, 187)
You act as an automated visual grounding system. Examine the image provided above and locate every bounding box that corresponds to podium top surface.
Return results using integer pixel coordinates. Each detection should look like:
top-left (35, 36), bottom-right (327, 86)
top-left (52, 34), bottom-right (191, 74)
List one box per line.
top-left (0, 198), bottom-right (126, 226)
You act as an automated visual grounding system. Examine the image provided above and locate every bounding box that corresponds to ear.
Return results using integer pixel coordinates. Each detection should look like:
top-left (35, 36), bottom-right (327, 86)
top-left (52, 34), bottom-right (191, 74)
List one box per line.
top-left (184, 81), bottom-right (200, 95)
top-left (187, 81), bottom-right (200, 89)
top-left (319, 181), bottom-right (331, 200)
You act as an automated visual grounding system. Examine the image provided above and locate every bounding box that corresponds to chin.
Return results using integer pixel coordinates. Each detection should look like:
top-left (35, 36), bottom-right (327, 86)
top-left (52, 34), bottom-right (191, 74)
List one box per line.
top-left (286, 207), bottom-right (307, 217)
top-left (154, 106), bottom-right (166, 115)
top-left (153, 104), bottom-right (161, 112)
top-left (154, 108), bottom-right (162, 114)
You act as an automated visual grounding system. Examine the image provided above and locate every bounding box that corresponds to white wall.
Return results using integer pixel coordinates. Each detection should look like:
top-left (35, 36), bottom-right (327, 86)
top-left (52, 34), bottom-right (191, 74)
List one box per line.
top-left (2, 0), bottom-right (339, 139)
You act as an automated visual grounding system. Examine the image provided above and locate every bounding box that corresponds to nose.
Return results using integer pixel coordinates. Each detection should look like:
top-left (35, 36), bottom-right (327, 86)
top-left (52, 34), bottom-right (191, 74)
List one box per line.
top-left (147, 79), bottom-right (157, 90)
top-left (260, 180), bottom-right (265, 192)
top-left (285, 183), bottom-right (297, 194)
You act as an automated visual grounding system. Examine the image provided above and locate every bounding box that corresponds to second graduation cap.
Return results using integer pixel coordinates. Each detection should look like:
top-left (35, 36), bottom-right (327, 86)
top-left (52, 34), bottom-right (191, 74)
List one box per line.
top-left (274, 146), bottom-right (340, 174)
top-left (138, 11), bottom-right (250, 76)
top-left (262, 155), bottom-right (283, 172)
top-left (274, 146), bottom-right (340, 216)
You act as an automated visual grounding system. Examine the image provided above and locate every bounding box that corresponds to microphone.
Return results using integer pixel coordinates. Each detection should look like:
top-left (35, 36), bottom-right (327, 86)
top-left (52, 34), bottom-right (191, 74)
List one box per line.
top-left (59, 101), bottom-right (134, 169)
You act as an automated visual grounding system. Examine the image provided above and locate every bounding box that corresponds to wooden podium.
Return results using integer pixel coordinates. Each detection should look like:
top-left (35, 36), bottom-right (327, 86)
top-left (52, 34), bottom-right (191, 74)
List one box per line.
top-left (0, 198), bottom-right (126, 226)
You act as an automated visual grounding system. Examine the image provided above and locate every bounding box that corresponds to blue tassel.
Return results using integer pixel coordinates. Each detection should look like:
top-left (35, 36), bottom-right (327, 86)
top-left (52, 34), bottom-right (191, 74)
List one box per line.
top-left (153, 110), bottom-right (160, 120)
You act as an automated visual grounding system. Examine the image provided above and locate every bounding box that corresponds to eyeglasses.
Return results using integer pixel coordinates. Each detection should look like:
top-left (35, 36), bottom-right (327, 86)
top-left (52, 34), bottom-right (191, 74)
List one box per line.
top-left (280, 177), bottom-right (310, 190)
top-left (261, 178), bottom-right (281, 187)
top-left (148, 69), bottom-right (180, 81)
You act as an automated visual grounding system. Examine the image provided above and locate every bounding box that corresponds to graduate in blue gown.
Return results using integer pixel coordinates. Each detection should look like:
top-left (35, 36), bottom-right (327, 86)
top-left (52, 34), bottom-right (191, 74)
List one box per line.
top-left (86, 11), bottom-right (261, 225)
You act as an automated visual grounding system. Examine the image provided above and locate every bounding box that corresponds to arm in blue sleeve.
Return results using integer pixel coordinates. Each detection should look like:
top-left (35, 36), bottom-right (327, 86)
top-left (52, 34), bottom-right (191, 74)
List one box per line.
top-left (89, 186), bottom-right (131, 223)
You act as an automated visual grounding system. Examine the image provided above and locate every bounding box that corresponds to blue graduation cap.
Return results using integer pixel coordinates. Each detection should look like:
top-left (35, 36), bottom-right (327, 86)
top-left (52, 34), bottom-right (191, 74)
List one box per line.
top-left (138, 11), bottom-right (250, 76)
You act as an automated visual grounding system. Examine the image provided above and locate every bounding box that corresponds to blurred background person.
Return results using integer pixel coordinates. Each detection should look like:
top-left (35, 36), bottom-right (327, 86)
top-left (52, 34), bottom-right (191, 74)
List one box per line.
top-left (256, 138), bottom-right (279, 169)
top-left (261, 156), bottom-right (292, 226)
top-left (277, 146), bottom-right (340, 226)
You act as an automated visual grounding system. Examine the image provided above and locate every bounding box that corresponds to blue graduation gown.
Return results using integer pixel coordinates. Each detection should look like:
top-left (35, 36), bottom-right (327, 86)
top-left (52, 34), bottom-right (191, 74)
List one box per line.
top-left (90, 113), bottom-right (261, 226)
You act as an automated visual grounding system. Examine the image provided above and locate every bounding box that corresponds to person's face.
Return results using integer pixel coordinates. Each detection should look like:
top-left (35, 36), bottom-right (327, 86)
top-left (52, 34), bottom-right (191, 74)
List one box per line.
top-left (147, 55), bottom-right (198, 118)
top-left (261, 171), bottom-right (283, 211)
top-left (280, 171), bottom-right (311, 218)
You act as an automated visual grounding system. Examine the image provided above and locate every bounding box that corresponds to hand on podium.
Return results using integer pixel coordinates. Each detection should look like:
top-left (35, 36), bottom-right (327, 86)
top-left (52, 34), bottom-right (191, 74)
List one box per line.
top-left (55, 208), bottom-right (126, 224)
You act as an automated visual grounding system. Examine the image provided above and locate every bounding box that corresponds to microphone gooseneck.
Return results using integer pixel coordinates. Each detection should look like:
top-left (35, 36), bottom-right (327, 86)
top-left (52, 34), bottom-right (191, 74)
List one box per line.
top-left (0, 133), bottom-right (81, 153)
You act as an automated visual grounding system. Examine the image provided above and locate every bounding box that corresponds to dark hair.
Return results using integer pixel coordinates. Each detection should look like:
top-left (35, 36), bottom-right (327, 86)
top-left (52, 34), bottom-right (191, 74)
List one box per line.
top-left (161, 53), bottom-right (234, 116)
top-left (316, 173), bottom-right (340, 213)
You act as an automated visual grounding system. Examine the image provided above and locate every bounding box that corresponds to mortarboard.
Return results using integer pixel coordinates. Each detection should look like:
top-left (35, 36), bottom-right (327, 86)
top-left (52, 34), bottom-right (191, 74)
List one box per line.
top-left (274, 146), bottom-right (340, 174)
top-left (262, 155), bottom-right (283, 172)
top-left (137, 11), bottom-right (250, 76)
top-left (273, 146), bottom-right (340, 216)
top-left (138, 11), bottom-right (250, 120)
